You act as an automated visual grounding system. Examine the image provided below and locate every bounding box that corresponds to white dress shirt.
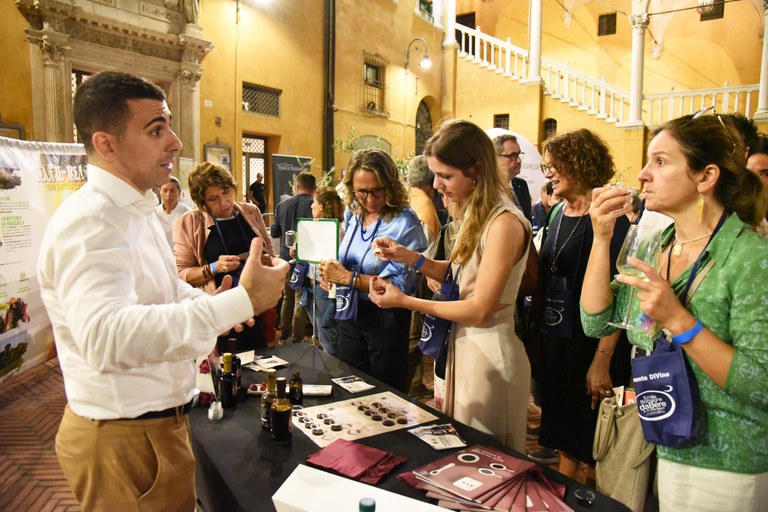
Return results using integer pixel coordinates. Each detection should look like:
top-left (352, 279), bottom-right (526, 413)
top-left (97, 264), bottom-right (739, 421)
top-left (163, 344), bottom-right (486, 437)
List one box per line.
top-left (155, 201), bottom-right (191, 247)
top-left (37, 165), bottom-right (254, 420)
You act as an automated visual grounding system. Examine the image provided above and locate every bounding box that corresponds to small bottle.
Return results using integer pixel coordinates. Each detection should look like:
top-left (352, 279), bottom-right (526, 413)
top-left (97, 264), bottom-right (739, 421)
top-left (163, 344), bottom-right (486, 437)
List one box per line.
top-left (270, 377), bottom-right (293, 444)
top-left (219, 353), bottom-right (237, 409)
top-left (359, 497), bottom-right (376, 512)
top-left (289, 370), bottom-right (303, 406)
top-left (227, 338), bottom-right (242, 394)
top-left (260, 369), bottom-right (277, 429)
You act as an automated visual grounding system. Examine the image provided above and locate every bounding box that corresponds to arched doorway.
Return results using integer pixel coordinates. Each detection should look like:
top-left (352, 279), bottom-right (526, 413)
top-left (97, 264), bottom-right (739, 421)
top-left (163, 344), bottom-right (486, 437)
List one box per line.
top-left (415, 100), bottom-right (433, 156)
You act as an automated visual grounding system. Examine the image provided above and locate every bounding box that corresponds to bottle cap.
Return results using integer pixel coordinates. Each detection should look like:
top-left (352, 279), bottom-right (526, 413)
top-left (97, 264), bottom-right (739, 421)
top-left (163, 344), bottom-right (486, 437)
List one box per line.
top-left (276, 377), bottom-right (287, 398)
top-left (359, 497), bottom-right (375, 512)
top-left (222, 353), bottom-right (232, 364)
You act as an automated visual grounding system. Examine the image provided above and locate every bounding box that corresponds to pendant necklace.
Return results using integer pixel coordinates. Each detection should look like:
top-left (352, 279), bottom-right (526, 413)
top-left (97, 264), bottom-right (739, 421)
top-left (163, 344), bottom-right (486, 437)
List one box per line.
top-left (550, 211), bottom-right (585, 274)
top-left (672, 232), bottom-right (712, 257)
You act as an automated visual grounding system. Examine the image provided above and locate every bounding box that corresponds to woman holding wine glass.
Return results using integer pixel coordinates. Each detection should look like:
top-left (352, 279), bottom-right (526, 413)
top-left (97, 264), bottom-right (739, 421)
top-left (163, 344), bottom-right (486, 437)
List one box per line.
top-left (534, 129), bottom-right (632, 481)
top-left (581, 114), bottom-right (768, 510)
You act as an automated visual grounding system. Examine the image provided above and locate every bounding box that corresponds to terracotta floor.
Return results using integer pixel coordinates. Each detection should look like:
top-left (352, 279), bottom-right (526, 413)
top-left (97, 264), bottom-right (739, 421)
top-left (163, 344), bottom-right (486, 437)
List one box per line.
top-left (0, 355), bottom-right (570, 511)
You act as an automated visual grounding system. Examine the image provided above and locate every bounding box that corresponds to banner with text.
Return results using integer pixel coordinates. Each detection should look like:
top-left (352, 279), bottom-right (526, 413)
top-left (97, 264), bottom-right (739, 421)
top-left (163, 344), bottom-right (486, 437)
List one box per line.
top-left (0, 136), bottom-right (86, 382)
top-left (271, 154), bottom-right (312, 206)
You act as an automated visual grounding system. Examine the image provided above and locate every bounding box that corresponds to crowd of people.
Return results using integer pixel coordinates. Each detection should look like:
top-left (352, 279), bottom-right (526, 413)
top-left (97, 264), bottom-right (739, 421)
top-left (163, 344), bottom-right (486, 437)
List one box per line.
top-left (38, 70), bottom-right (768, 511)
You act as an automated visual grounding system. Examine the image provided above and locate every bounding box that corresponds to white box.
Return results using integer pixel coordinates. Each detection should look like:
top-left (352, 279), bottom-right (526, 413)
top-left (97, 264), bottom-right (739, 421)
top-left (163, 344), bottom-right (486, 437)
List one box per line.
top-left (272, 464), bottom-right (448, 512)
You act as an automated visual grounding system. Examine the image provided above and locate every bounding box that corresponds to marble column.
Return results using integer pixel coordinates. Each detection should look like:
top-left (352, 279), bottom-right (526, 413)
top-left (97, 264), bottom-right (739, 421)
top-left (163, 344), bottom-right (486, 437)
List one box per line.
top-left (39, 35), bottom-right (71, 142)
top-left (627, 13), bottom-right (649, 127)
top-left (753, 1), bottom-right (768, 121)
top-left (524, 0), bottom-right (543, 84)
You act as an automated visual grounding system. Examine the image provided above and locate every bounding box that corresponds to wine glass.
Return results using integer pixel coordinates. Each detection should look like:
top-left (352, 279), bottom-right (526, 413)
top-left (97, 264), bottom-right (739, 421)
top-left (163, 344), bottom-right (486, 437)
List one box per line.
top-left (607, 225), bottom-right (663, 332)
top-left (285, 230), bottom-right (296, 263)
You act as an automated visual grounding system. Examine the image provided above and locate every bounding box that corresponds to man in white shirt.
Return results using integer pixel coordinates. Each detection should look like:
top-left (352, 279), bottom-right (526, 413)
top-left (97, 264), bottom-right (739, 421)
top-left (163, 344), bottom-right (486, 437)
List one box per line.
top-left (37, 71), bottom-right (288, 511)
top-left (155, 176), bottom-right (190, 247)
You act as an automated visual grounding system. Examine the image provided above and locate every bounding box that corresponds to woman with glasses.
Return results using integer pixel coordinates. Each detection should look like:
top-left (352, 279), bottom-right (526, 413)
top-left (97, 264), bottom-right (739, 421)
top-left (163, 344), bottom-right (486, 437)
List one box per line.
top-left (174, 161), bottom-right (275, 352)
top-left (317, 149), bottom-right (427, 391)
top-left (368, 120), bottom-right (532, 451)
top-left (534, 129), bottom-right (632, 480)
top-left (582, 115), bottom-right (768, 510)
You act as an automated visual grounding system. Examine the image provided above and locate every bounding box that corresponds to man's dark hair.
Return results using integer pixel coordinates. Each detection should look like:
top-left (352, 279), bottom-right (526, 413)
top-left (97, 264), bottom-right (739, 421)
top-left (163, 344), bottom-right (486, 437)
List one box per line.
top-left (748, 133), bottom-right (768, 158)
top-left (74, 71), bottom-right (166, 154)
top-left (722, 113), bottom-right (758, 153)
top-left (295, 171), bottom-right (316, 191)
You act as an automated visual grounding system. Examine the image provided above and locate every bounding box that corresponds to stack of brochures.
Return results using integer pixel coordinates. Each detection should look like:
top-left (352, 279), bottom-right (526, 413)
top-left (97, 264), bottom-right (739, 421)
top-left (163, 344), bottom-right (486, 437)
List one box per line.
top-left (410, 445), bottom-right (573, 511)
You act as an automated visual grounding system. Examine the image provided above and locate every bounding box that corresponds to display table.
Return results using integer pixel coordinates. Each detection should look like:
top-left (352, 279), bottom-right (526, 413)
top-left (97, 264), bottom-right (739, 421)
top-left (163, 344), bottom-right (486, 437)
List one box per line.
top-left (190, 343), bottom-right (629, 512)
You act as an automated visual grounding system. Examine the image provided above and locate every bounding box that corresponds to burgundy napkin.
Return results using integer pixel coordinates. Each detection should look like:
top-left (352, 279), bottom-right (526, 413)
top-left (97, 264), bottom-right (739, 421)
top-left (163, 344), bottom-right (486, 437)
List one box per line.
top-left (307, 439), bottom-right (407, 484)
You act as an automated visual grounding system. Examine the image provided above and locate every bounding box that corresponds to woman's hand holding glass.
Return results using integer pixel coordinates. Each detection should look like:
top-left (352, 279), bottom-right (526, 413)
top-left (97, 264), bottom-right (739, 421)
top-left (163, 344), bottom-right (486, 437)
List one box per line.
top-left (608, 226), bottom-right (663, 332)
top-left (368, 276), bottom-right (404, 309)
top-left (589, 185), bottom-right (633, 242)
top-left (615, 256), bottom-right (694, 335)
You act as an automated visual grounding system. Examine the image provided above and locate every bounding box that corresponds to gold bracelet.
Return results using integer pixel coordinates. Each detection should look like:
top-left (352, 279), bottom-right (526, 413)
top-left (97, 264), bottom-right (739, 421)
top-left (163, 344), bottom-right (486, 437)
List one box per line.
top-left (596, 348), bottom-right (614, 356)
top-left (353, 273), bottom-right (361, 288)
top-left (202, 264), bottom-right (212, 279)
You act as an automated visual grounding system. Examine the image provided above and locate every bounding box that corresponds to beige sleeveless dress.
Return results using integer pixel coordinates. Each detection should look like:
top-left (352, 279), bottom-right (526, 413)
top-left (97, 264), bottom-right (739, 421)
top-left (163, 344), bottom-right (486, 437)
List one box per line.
top-left (436, 196), bottom-right (531, 452)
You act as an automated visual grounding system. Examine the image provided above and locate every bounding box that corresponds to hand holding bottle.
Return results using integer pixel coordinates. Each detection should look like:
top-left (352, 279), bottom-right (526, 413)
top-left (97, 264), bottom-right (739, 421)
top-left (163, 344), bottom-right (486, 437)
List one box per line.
top-left (368, 276), bottom-right (404, 309)
top-left (371, 237), bottom-right (411, 263)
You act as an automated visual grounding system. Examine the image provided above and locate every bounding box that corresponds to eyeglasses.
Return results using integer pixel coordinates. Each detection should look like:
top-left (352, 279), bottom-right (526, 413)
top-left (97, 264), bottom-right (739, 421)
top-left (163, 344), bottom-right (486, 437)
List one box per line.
top-left (354, 187), bottom-right (386, 199)
top-left (540, 162), bottom-right (556, 174)
top-left (500, 151), bottom-right (525, 160)
top-left (692, 106), bottom-right (737, 155)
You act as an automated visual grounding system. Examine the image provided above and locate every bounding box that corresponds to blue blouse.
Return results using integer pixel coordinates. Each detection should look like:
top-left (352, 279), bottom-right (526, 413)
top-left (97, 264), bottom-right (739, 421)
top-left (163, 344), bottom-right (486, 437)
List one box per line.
top-left (339, 208), bottom-right (427, 299)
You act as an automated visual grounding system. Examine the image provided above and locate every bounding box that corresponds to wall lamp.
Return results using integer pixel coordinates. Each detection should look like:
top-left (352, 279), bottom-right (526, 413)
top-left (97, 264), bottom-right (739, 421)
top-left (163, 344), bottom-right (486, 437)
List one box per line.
top-left (405, 37), bottom-right (432, 71)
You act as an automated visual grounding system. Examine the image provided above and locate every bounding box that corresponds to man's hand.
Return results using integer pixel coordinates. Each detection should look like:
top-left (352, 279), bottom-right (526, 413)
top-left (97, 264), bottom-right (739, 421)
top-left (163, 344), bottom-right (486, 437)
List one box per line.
top-left (239, 238), bottom-right (289, 315)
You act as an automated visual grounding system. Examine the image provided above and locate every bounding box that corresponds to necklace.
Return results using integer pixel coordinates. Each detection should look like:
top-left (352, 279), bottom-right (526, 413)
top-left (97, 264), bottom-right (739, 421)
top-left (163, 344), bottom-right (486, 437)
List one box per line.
top-left (214, 211), bottom-right (239, 221)
top-left (550, 212), bottom-right (585, 274)
top-left (359, 216), bottom-right (382, 242)
top-left (672, 232), bottom-right (712, 257)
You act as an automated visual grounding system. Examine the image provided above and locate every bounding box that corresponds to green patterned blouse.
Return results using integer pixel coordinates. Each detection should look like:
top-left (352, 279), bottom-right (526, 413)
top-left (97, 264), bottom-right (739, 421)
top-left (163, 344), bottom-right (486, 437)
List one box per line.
top-left (580, 214), bottom-right (768, 474)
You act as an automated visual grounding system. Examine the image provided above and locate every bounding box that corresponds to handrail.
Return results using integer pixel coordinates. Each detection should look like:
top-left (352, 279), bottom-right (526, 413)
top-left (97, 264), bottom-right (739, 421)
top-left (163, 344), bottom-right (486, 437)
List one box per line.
top-left (454, 24), bottom-right (759, 127)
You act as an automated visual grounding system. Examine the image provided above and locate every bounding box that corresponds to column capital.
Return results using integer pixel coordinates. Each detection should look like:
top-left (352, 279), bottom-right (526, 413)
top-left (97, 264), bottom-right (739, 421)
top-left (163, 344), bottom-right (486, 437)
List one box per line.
top-left (629, 13), bottom-right (650, 29)
top-left (178, 67), bottom-right (202, 89)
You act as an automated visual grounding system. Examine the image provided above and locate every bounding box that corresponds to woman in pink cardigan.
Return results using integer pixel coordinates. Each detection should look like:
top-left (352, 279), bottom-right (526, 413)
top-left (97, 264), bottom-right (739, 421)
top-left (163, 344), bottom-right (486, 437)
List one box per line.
top-left (174, 162), bottom-right (275, 351)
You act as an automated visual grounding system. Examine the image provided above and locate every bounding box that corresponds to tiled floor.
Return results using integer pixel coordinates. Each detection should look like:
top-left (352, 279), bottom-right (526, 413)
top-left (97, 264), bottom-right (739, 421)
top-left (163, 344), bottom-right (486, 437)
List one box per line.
top-left (0, 355), bottom-right (568, 511)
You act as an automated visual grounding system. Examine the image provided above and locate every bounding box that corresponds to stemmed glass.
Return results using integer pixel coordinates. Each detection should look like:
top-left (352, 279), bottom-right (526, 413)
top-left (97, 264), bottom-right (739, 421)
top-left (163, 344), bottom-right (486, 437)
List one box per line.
top-left (285, 230), bottom-right (296, 263)
top-left (607, 225), bottom-right (663, 332)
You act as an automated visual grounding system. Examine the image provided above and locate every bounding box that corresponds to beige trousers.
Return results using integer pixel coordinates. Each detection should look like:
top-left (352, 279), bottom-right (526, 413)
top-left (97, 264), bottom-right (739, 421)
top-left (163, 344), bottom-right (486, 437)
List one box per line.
top-left (55, 405), bottom-right (196, 512)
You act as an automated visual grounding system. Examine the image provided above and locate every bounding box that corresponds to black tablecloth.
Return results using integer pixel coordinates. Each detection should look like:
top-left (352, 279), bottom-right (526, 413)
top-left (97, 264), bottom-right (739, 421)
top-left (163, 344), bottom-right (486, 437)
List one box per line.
top-left (190, 343), bottom-right (629, 512)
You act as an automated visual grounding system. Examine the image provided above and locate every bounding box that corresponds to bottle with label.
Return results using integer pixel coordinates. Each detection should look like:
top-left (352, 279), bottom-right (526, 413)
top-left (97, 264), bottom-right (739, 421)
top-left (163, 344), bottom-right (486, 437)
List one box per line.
top-left (227, 338), bottom-right (241, 394)
top-left (219, 353), bottom-right (237, 409)
top-left (289, 370), bottom-right (303, 406)
top-left (270, 377), bottom-right (293, 444)
top-left (260, 369), bottom-right (277, 429)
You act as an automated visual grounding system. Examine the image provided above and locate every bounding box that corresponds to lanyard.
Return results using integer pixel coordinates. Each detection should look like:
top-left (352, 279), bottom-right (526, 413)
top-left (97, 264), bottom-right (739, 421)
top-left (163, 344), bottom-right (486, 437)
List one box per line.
top-left (342, 215), bottom-right (385, 274)
top-left (668, 210), bottom-right (727, 304)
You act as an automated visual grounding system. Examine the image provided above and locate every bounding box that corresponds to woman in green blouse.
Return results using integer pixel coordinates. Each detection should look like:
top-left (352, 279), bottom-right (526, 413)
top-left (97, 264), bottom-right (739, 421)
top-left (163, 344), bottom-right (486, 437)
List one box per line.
top-left (581, 114), bottom-right (768, 511)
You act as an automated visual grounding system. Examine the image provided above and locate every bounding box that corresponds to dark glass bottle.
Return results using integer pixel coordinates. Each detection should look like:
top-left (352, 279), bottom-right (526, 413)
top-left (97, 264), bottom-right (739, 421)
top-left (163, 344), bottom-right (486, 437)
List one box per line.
top-left (289, 370), bottom-right (303, 406)
top-left (219, 353), bottom-right (237, 409)
top-left (359, 497), bottom-right (376, 512)
top-left (270, 377), bottom-right (292, 444)
top-left (227, 338), bottom-right (241, 394)
top-left (260, 369), bottom-right (277, 429)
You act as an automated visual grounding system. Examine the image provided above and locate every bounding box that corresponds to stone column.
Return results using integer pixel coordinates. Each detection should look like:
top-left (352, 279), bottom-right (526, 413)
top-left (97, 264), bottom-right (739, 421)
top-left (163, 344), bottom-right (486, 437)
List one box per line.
top-left (176, 67), bottom-right (202, 162)
top-left (443, 0), bottom-right (456, 48)
top-left (39, 30), bottom-right (71, 142)
top-left (524, 0), bottom-right (543, 84)
top-left (626, 13), bottom-right (649, 127)
top-left (754, 2), bottom-right (768, 121)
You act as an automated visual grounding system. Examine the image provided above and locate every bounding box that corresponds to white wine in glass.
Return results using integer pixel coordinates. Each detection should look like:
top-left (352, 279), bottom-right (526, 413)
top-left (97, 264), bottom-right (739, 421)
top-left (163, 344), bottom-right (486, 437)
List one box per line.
top-left (608, 225), bottom-right (663, 332)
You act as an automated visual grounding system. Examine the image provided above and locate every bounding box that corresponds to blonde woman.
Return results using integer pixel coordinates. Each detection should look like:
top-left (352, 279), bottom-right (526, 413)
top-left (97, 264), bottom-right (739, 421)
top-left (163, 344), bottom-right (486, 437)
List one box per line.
top-left (369, 120), bottom-right (531, 451)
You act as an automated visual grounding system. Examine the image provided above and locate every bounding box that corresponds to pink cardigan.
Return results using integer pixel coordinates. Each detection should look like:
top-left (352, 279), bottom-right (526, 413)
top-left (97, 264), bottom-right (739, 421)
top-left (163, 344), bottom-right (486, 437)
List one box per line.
top-left (173, 202), bottom-right (274, 294)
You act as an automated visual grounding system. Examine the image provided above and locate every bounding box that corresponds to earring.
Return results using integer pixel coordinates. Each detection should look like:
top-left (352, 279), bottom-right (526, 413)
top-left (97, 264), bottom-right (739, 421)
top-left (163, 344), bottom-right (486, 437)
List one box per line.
top-left (472, 178), bottom-right (477, 186)
top-left (697, 195), bottom-right (704, 224)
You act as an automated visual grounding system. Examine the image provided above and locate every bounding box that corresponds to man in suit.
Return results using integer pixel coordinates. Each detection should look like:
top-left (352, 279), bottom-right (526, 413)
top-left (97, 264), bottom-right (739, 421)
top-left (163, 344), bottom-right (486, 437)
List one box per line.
top-left (494, 134), bottom-right (532, 224)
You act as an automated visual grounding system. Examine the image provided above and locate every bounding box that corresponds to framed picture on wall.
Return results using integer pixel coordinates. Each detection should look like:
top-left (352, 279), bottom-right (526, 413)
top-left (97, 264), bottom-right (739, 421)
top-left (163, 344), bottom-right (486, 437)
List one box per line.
top-left (204, 144), bottom-right (232, 171)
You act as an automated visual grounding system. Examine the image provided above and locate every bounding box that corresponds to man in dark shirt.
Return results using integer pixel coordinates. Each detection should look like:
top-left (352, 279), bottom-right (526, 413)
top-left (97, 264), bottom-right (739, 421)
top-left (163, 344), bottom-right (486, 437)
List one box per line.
top-left (248, 172), bottom-right (267, 213)
top-left (270, 171), bottom-right (316, 343)
top-left (494, 134), bottom-right (532, 224)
